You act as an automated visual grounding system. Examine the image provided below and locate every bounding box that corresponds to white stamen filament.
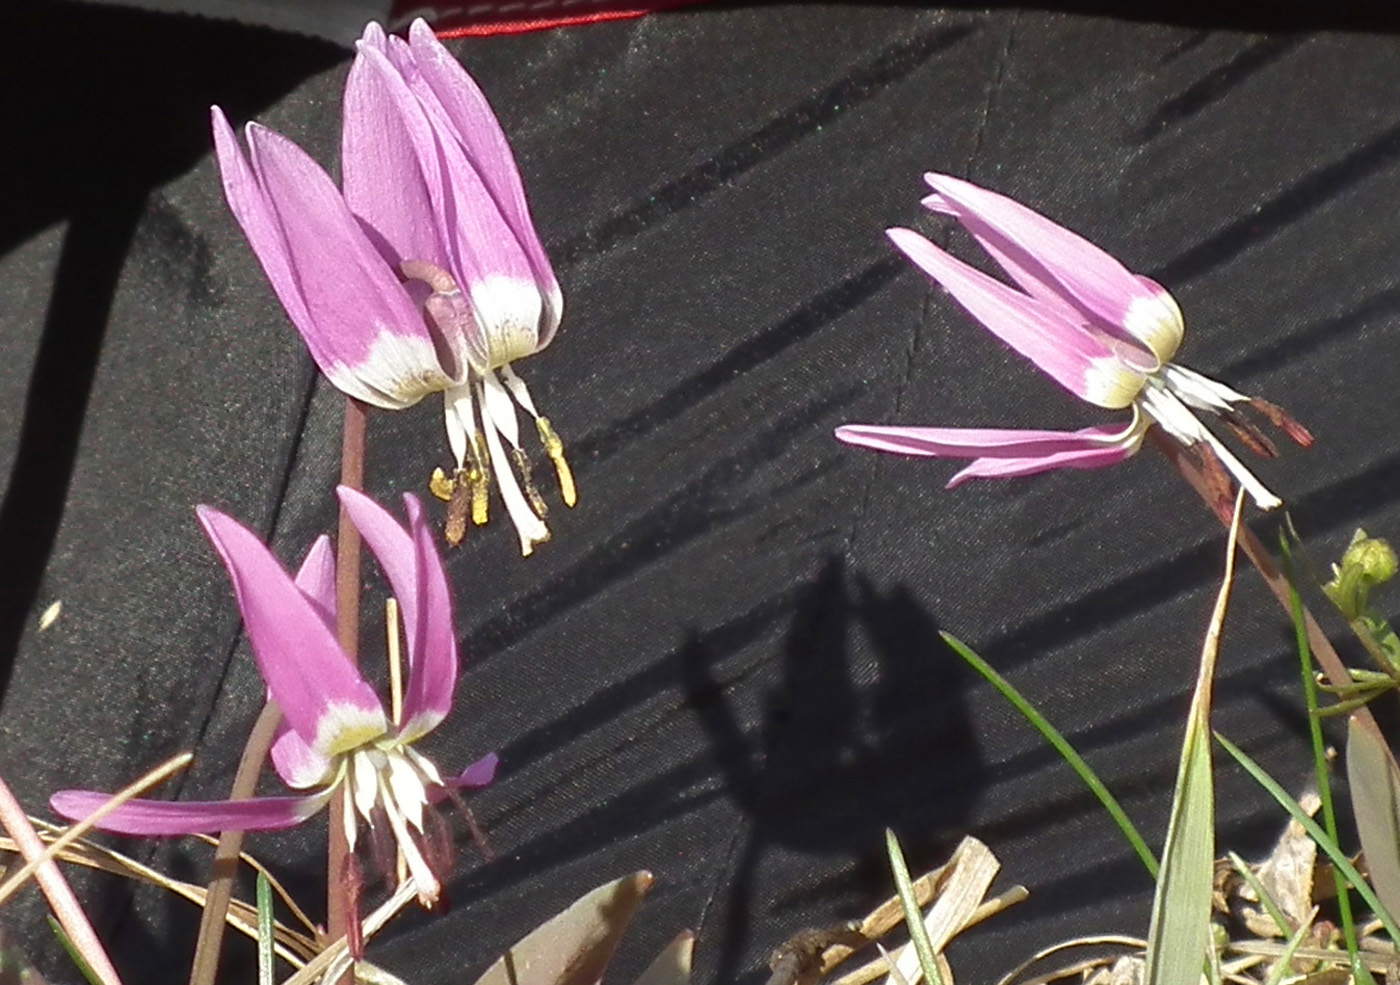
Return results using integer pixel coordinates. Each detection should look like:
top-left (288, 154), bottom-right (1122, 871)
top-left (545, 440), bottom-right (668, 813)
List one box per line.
top-left (1138, 384), bottom-right (1281, 510)
top-left (499, 363), bottom-right (541, 419)
top-left (336, 742), bottom-right (442, 907)
top-left (481, 371), bottom-right (523, 449)
top-left (341, 778), bottom-right (358, 851)
top-left (403, 746), bottom-right (445, 788)
top-left (376, 776), bottom-right (439, 905)
top-left (1160, 363), bottom-right (1250, 414)
top-left (352, 753), bottom-right (381, 824)
top-left (384, 752), bottom-right (429, 831)
top-left (477, 375), bottom-right (550, 554)
top-left (444, 384), bottom-right (476, 471)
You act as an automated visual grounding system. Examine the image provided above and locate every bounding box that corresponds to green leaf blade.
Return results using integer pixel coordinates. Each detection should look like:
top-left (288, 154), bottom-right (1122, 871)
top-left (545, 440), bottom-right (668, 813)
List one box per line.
top-left (884, 829), bottom-right (943, 985)
top-left (1345, 715), bottom-right (1400, 923)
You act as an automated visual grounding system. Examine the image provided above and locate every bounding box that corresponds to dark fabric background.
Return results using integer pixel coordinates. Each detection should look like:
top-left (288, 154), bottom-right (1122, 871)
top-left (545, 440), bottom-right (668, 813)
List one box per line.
top-left (4, 2), bottom-right (1400, 983)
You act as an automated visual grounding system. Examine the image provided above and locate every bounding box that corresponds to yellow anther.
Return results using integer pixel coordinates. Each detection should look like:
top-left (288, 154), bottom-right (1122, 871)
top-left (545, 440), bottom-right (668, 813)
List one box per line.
top-left (537, 417), bottom-right (577, 508)
top-left (466, 436), bottom-right (491, 527)
top-left (469, 478), bottom-right (489, 527)
top-left (428, 468), bottom-right (456, 503)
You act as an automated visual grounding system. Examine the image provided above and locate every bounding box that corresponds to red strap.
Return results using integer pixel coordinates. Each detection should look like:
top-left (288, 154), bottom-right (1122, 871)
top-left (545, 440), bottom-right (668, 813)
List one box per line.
top-left (394, 0), bottom-right (709, 38)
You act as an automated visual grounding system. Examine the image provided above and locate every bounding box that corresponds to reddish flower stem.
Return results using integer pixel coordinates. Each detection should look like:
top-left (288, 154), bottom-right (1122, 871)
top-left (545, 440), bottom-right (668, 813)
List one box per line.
top-left (1150, 430), bottom-right (1386, 744)
top-left (327, 396), bottom-right (368, 977)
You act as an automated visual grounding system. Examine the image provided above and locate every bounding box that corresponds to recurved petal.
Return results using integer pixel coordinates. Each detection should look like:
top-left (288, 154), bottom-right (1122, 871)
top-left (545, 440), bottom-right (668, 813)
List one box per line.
top-left (947, 440), bottom-right (1143, 485)
top-left (49, 789), bottom-right (331, 836)
top-left (425, 753), bottom-right (499, 805)
top-left (270, 724), bottom-right (334, 789)
top-left (197, 507), bottom-right (389, 759)
top-left (336, 488), bottom-right (457, 741)
top-left (404, 18), bottom-right (563, 349)
top-left (294, 534), bottom-right (336, 627)
top-left (888, 227), bottom-right (1147, 410)
top-left (261, 536), bottom-right (339, 789)
top-left (449, 752), bottom-right (498, 789)
top-left (942, 411), bottom-right (1151, 485)
top-left (835, 421), bottom-right (1140, 459)
top-left (211, 110), bottom-right (395, 409)
top-left (352, 44), bottom-right (543, 373)
top-left (244, 122), bottom-right (455, 408)
top-left (922, 173), bottom-right (1184, 363)
top-left (343, 34), bottom-right (446, 275)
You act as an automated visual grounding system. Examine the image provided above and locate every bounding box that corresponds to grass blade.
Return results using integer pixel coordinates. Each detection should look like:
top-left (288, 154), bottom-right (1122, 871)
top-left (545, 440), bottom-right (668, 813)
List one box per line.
top-left (48, 916), bottom-right (102, 985)
top-left (1143, 493), bottom-right (1242, 985)
top-left (257, 870), bottom-right (274, 985)
top-left (1280, 533), bottom-right (1360, 953)
top-left (940, 633), bottom-right (1157, 878)
top-left (1224, 850), bottom-right (1290, 938)
top-left (1261, 907), bottom-right (1315, 985)
top-left (1216, 733), bottom-right (1400, 942)
top-left (885, 830), bottom-right (943, 985)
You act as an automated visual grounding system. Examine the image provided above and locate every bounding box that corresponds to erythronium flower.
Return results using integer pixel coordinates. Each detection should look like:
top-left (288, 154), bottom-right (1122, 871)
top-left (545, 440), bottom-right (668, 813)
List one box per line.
top-left (51, 488), bottom-right (497, 909)
top-left (835, 173), bottom-right (1310, 507)
top-left (210, 18), bottom-right (573, 556)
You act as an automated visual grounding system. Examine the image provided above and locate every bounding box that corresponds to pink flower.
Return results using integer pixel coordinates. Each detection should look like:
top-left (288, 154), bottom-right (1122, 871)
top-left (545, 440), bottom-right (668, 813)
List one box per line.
top-left (836, 174), bottom-right (1309, 507)
top-left (51, 488), bottom-right (496, 907)
top-left (210, 19), bottom-right (573, 555)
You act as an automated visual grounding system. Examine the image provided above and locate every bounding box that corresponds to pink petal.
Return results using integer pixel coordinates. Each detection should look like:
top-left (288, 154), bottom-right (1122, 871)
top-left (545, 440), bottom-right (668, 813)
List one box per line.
top-left (357, 20), bottom-right (389, 53)
top-left (212, 108), bottom-right (390, 410)
top-left (922, 173), bottom-right (1183, 362)
top-left (50, 789), bottom-right (330, 836)
top-left (336, 488), bottom-right (457, 740)
top-left (404, 19), bottom-right (562, 349)
top-left (835, 422), bottom-right (1137, 459)
top-left (294, 534), bottom-right (336, 626)
top-left (197, 507), bottom-right (388, 759)
top-left (269, 724), bottom-right (333, 790)
top-left (243, 121), bottom-right (454, 407)
top-left (349, 43), bottom-right (544, 371)
top-left (452, 752), bottom-right (499, 788)
top-left (264, 536), bottom-right (339, 789)
top-left (342, 36), bottom-right (446, 279)
top-left (887, 228), bottom-right (1146, 410)
top-left (947, 440), bottom-right (1142, 485)
top-left (427, 753), bottom-right (499, 804)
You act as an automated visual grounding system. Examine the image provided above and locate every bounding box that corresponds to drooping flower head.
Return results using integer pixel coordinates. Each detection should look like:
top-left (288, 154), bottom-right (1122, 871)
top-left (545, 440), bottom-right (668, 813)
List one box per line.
top-left (836, 173), bottom-right (1310, 507)
top-left (210, 19), bottom-right (573, 555)
top-left (51, 488), bottom-right (496, 908)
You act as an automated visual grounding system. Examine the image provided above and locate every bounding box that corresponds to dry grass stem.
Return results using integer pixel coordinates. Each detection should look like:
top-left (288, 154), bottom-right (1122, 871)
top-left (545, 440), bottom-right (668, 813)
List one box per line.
top-left (0, 773), bottom-right (123, 985)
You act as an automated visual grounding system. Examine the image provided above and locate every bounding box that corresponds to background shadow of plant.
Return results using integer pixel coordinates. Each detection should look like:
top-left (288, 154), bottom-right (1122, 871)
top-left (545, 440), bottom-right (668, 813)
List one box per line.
top-left (681, 555), bottom-right (984, 985)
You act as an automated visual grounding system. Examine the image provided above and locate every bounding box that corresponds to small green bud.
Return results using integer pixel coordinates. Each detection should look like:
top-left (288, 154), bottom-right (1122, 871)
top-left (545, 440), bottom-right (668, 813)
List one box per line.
top-left (1343, 529), bottom-right (1397, 584)
top-left (1324, 529), bottom-right (1397, 620)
